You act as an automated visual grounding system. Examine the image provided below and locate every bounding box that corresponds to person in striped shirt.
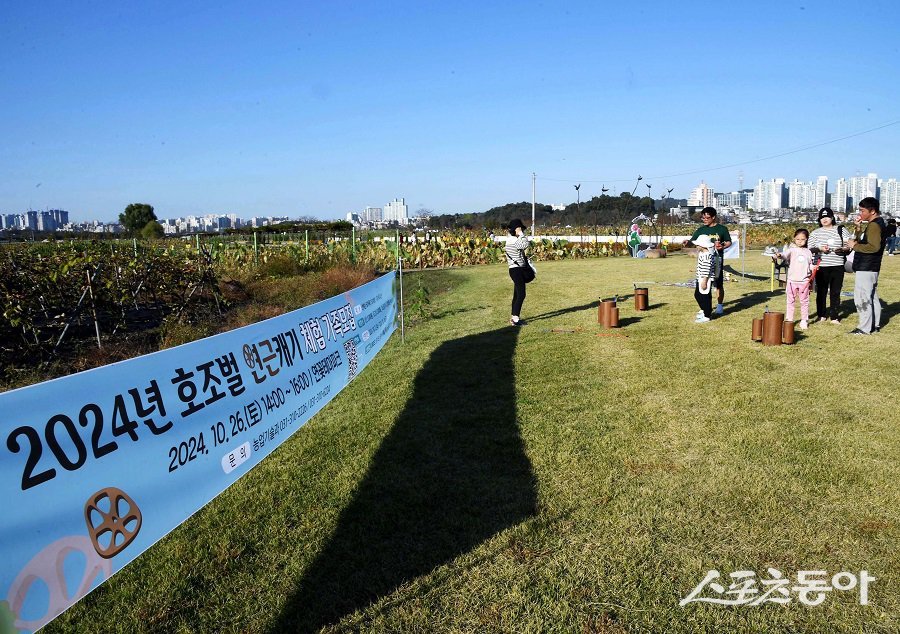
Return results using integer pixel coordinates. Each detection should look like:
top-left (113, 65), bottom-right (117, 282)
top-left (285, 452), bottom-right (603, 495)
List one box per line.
top-left (693, 234), bottom-right (716, 323)
top-left (505, 218), bottom-right (531, 326)
top-left (808, 207), bottom-right (850, 323)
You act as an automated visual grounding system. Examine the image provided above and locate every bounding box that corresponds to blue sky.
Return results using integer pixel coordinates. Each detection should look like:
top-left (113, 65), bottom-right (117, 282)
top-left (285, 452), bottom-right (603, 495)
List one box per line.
top-left (2, 0), bottom-right (898, 222)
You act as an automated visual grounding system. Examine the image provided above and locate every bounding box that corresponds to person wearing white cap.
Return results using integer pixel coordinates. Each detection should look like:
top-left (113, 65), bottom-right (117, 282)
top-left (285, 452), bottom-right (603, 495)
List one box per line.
top-left (693, 234), bottom-right (716, 323)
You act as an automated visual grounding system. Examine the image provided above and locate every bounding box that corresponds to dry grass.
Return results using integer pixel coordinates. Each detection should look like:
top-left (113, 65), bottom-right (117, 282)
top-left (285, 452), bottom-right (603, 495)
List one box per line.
top-left (29, 254), bottom-right (900, 633)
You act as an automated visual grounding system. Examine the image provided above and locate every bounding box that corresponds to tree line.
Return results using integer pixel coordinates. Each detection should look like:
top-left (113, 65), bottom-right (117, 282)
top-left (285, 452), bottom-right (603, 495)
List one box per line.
top-left (425, 194), bottom-right (688, 230)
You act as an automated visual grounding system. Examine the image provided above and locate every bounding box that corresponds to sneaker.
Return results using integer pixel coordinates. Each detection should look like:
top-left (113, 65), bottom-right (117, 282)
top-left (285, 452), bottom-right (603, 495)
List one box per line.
top-left (818, 317), bottom-right (827, 323)
top-left (799, 321), bottom-right (808, 330)
top-left (849, 328), bottom-right (870, 336)
top-left (509, 318), bottom-right (523, 326)
top-left (830, 319), bottom-right (841, 324)
top-left (715, 304), bottom-right (724, 315)
top-left (695, 315), bottom-right (711, 323)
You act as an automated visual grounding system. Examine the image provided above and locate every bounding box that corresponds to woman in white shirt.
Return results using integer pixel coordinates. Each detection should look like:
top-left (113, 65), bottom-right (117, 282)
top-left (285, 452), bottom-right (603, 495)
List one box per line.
top-left (808, 207), bottom-right (849, 323)
top-left (504, 219), bottom-right (531, 326)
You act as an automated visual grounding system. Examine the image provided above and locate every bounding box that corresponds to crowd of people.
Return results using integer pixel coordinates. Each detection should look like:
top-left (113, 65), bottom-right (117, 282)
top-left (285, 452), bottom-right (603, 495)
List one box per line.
top-left (502, 197), bottom-right (890, 336)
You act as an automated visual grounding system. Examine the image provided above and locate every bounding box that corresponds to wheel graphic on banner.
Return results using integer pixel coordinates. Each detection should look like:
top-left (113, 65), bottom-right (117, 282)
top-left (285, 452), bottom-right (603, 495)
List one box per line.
top-left (84, 487), bottom-right (142, 559)
top-left (6, 535), bottom-right (112, 632)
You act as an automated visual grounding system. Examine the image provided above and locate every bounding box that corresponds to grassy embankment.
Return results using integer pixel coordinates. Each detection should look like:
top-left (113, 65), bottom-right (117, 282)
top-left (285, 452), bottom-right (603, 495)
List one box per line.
top-left (45, 252), bottom-right (900, 633)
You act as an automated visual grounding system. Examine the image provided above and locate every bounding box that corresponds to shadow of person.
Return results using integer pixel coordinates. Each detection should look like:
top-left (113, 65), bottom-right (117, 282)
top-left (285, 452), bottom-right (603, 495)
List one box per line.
top-left (724, 289), bottom-right (781, 315)
top-left (270, 326), bottom-right (537, 632)
top-left (527, 300), bottom-right (597, 323)
top-left (723, 264), bottom-right (769, 281)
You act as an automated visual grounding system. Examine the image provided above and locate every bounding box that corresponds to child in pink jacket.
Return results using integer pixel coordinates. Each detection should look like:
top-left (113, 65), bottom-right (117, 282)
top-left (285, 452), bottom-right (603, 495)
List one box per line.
top-left (774, 228), bottom-right (813, 329)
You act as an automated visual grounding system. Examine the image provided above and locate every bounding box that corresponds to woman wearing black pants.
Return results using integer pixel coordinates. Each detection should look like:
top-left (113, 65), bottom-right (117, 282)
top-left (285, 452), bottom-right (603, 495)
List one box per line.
top-left (808, 207), bottom-right (848, 323)
top-left (504, 219), bottom-right (531, 326)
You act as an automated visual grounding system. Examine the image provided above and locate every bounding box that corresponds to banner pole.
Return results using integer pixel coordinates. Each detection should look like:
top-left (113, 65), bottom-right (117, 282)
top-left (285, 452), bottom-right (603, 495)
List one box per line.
top-left (399, 245), bottom-right (405, 343)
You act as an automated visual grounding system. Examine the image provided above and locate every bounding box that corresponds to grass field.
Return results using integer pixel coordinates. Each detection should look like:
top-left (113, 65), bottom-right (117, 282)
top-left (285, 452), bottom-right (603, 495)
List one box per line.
top-left (45, 252), bottom-right (900, 633)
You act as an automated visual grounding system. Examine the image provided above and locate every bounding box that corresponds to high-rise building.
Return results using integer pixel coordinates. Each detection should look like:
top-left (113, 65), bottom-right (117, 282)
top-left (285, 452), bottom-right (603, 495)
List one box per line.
top-left (880, 178), bottom-right (900, 216)
top-left (752, 178), bottom-right (786, 211)
top-left (788, 179), bottom-right (820, 210)
top-left (714, 191), bottom-right (749, 209)
top-left (832, 178), bottom-right (849, 213)
top-left (49, 209), bottom-right (69, 226)
top-left (37, 211), bottom-right (58, 231)
top-left (815, 176), bottom-right (828, 210)
top-left (688, 182), bottom-right (714, 208)
top-left (383, 198), bottom-right (408, 224)
top-left (362, 206), bottom-right (382, 223)
top-left (849, 173), bottom-right (878, 211)
top-left (24, 210), bottom-right (39, 230)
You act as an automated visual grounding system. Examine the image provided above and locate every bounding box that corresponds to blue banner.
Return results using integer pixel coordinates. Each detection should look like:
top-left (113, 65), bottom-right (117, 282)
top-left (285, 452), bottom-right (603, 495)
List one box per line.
top-left (0, 271), bottom-right (398, 633)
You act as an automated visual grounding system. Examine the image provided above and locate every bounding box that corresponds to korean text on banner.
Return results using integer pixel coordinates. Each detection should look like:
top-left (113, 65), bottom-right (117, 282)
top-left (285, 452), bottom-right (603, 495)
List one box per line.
top-left (0, 271), bottom-right (398, 633)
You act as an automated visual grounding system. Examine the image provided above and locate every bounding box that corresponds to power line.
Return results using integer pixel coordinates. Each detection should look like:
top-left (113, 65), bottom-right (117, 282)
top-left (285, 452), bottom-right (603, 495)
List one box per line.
top-left (537, 117), bottom-right (900, 185)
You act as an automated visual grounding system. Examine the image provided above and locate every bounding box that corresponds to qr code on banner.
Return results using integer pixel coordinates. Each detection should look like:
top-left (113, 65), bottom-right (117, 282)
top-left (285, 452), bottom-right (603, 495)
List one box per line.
top-left (343, 339), bottom-right (358, 380)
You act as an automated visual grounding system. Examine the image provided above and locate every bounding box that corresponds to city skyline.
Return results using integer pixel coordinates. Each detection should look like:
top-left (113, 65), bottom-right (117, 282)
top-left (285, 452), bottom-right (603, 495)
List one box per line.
top-left (5, 167), bottom-right (900, 231)
top-left (2, 1), bottom-right (898, 223)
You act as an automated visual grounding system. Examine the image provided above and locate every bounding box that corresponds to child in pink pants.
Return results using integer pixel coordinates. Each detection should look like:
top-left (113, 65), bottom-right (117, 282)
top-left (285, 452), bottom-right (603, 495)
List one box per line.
top-left (775, 228), bottom-right (813, 329)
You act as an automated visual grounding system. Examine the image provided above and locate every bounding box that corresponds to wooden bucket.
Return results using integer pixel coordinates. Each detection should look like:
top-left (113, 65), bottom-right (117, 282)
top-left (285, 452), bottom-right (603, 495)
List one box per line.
top-left (762, 312), bottom-right (784, 346)
top-left (782, 320), bottom-right (796, 345)
top-left (751, 318), bottom-right (763, 341)
top-left (599, 299), bottom-right (618, 327)
top-left (607, 307), bottom-right (620, 328)
top-left (634, 288), bottom-right (649, 311)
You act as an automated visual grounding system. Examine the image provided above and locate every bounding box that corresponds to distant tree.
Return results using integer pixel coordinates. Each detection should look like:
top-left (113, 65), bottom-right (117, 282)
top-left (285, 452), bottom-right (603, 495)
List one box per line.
top-left (141, 220), bottom-right (165, 239)
top-left (119, 203), bottom-right (157, 233)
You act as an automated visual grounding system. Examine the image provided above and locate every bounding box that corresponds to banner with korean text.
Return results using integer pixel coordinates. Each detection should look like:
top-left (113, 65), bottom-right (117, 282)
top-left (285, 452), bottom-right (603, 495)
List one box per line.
top-left (0, 271), bottom-right (398, 633)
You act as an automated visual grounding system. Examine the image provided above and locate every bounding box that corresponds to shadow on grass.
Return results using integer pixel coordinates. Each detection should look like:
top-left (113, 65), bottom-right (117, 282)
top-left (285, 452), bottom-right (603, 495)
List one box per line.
top-left (724, 264), bottom-right (769, 281)
top-left (879, 297), bottom-right (897, 329)
top-left (724, 289), bottom-right (780, 316)
top-left (271, 326), bottom-right (537, 632)
top-left (527, 300), bottom-right (598, 323)
top-left (431, 304), bottom-right (489, 319)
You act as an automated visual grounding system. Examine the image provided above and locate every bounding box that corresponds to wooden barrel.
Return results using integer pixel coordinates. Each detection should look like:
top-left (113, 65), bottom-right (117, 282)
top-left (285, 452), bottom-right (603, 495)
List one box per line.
top-left (751, 318), bottom-right (763, 341)
top-left (634, 288), bottom-right (649, 311)
top-left (782, 320), bottom-right (796, 345)
top-left (599, 299), bottom-right (617, 327)
top-left (762, 312), bottom-right (784, 346)
top-left (607, 307), bottom-right (620, 328)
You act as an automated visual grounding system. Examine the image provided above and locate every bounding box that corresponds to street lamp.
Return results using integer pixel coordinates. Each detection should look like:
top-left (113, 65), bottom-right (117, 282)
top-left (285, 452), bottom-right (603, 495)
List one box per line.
top-left (574, 184), bottom-right (581, 231)
top-left (630, 175), bottom-right (643, 197)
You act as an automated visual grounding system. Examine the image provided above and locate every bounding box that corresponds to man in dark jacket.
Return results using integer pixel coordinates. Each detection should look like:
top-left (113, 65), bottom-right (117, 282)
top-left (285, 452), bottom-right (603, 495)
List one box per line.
top-left (847, 197), bottom-right (886, 335)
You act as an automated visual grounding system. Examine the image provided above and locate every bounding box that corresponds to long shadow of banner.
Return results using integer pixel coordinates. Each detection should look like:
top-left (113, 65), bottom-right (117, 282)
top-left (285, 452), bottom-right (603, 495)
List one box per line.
top-left (271, 326), bottom-right (536, 632)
